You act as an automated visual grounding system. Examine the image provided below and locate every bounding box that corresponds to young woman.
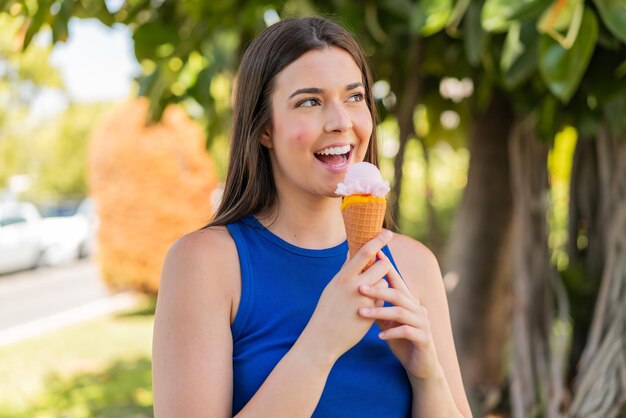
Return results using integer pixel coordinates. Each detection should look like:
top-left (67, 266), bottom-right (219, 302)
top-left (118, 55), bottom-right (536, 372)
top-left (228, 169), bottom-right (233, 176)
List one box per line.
top-left (152, 16), bottom-right (472, 418)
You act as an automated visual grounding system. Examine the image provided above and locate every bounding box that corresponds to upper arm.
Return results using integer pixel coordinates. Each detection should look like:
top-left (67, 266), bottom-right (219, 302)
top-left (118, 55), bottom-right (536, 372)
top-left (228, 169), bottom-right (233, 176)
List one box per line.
top-left (389, 234), bottom-right (472, 417)
top-left (152, 227), bottom-right (239, 418)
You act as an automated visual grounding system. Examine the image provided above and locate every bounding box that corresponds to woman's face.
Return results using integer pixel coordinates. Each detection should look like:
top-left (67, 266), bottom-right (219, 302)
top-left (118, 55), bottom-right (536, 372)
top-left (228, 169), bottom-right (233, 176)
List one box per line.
top-left (262, 46), bottom-right (373, 200)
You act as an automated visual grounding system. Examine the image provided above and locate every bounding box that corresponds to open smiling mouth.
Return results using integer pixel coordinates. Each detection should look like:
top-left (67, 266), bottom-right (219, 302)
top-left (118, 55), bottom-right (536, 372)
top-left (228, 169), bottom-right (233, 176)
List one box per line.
top-left (314, 144), bottom-right (353, 168)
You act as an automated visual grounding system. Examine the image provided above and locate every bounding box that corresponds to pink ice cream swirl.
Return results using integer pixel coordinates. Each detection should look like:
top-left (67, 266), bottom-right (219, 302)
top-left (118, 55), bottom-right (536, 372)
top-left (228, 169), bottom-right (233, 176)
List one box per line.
top-left (335, 162), bottom-right (390, 198)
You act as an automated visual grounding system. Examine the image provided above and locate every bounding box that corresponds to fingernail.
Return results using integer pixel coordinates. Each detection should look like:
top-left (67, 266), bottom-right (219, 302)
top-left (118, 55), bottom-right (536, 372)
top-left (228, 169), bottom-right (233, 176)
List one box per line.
top-left (360, 308), bottom-right (370, 315)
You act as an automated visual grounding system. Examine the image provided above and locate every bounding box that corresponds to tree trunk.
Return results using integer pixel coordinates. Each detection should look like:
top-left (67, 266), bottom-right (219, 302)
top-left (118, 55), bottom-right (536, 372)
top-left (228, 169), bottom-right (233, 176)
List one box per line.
top-left (508, 116), bottom-right (568, 418)
top-left (569, 126), bottom-right (626, 417)
top-left (565, 137), bottom-right (603, 388)
top-left (568, 137), bottom-right (605, 279)
top-left (416, 135), bottom-right (441, 252)
top-left (390, 37), bottom-right (421, 223)
top-left (444, 91), bottom-right (515, 414)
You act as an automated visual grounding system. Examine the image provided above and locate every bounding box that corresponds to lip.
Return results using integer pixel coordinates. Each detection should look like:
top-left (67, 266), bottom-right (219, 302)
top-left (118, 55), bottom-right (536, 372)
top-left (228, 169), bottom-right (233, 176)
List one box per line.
top-left (313, 144), bottom-right (354, 174)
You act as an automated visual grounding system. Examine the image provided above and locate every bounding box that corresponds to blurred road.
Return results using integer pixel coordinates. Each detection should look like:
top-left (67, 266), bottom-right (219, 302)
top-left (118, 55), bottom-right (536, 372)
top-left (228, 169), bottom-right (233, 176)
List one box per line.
top-left (0, 259), bottom-right (138, 345)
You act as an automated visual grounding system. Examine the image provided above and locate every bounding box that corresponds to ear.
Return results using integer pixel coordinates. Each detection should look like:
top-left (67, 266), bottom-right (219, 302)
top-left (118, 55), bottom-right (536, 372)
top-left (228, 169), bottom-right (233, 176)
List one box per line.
top-left (260, 128), bottom-right (273, 149)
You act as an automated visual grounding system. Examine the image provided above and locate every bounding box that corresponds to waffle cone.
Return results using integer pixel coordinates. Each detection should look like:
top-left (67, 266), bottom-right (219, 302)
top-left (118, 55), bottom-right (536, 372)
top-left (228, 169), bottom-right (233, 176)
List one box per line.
top-left (342, 199), bottom-right (386, 268)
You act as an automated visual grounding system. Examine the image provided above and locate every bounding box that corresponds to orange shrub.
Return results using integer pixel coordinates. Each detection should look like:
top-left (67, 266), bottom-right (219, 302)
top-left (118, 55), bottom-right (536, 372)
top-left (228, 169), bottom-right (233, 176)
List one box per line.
top-left (88, 98), bottom-right (218, 294)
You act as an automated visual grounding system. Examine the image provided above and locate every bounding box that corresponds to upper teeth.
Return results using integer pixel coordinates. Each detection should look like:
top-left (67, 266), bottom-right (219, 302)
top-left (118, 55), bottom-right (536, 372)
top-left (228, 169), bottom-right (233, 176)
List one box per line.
top-left (315, 145), bottom-right (351, 155)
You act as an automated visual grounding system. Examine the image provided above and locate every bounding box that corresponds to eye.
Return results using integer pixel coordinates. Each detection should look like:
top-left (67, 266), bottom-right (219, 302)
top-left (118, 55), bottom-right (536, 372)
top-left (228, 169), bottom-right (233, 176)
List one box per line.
top-left (347, 92), bottom-right (365, 102)
top-left (296, 97), bottom-right (321, 107)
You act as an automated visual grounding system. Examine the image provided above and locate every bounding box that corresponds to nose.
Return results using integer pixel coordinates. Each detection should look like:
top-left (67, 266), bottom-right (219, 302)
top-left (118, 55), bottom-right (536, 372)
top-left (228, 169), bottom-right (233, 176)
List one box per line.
top-left (324, 102), bottom-right (352, 133)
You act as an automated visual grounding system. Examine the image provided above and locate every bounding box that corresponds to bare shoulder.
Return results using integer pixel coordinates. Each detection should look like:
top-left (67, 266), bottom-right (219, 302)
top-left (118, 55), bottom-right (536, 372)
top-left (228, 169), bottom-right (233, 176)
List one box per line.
top-left (387, 232), bottom-right (443, 296)
top-left (166, 225), bottom-right (237, 269)
top-left (153, 226), bottom-right (239, 417)
top-left (387, 232), bottom-right (438, 266)
top-left (158, 225), bottom-right (241, 323)
top-left (162, 226), bottom-right (239, 288)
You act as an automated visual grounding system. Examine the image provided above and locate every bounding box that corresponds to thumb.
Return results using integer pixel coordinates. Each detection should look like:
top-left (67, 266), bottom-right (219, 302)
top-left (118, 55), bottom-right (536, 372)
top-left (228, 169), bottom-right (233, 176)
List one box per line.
top-left (344, 229), bottom-right (393, 276)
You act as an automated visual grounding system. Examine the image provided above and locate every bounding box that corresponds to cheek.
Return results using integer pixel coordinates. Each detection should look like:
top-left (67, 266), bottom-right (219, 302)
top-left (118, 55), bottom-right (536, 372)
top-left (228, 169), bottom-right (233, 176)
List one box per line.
top-left (276, 117), bottom-right (317, 149)
top-left (354, 110), bottom-right (373, 144)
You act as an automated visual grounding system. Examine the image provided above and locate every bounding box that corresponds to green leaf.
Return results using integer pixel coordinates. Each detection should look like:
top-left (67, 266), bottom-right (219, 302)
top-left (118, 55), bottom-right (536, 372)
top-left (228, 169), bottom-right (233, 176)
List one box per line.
top-left (140, 61), bottom-right (177, 122)
top-left (593, 0), bottom-right (626, 44)
top-left (73, 0), bottom-right (114, 26)
top-left (501, 23), bottom-right (524, 71)
top-left (539, 7), bottom-right (598, 103)
top-left (501, 21), bottom-right (538, 88)
top-left (446, 0), bottom-right (470, 31)
top-left (51, 0), bottom-right (72, 43)
top-left (537, 0), bottom-right (582, 34)
top-left (482, 0), bottom-right (511, 32)
top-left (410, 0), bottom-right (452, 36)
top-left (507, 0), bottom-right (552, 21)
top-left (409, 4), bottom-right (425, 35)
top-left (188, 66), bottom-right (215, 106)
top-left (464, 1), bottom-right (485, 66)
top-left (133, 22), bottom-right (180, 61)
top-left (22, 0), bottom-right (51, 50)
top-left (482, 0), bottom-right (551, 32)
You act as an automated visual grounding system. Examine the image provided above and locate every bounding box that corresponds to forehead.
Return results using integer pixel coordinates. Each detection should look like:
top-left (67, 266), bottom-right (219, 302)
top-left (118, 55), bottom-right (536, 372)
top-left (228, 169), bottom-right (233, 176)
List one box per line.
top-left (273, 47), bottom-right (363, 93)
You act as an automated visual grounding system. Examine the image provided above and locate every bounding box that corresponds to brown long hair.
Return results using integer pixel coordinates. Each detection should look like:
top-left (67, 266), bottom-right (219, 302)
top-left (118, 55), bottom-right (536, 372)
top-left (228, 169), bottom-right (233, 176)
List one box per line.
top-left (207, 16), bottom-right (379, 227)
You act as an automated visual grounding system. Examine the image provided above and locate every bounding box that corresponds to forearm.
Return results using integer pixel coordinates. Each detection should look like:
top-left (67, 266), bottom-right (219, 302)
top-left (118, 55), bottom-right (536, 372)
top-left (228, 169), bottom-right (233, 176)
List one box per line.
top-left (410, 367), bottom-right (466, 418)
top-left (235, 336), bottom-right (336, 418)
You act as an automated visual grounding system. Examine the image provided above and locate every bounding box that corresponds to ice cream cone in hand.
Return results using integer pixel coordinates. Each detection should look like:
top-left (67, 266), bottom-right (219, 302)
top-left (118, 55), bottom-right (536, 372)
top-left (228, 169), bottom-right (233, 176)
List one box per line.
top-left (336, 162), bottom-right (390, 268)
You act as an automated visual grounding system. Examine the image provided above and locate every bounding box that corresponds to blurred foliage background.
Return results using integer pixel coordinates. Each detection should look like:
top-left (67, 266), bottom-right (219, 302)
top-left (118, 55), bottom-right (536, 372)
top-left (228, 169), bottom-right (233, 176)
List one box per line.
top-left (1, 0), bottom-right (625, 417)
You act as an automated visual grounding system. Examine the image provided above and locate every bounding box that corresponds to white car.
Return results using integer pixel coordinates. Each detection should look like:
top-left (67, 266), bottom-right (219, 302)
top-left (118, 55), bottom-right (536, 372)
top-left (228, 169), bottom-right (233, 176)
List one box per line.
top-left (39, 216), bottom-right (89, 266)
top-left (39, 198), bottom-right (98, 266)
top-left (0, 202), bottom-right (43, 275)
top-left (75, 197), bottom-right (98, 258)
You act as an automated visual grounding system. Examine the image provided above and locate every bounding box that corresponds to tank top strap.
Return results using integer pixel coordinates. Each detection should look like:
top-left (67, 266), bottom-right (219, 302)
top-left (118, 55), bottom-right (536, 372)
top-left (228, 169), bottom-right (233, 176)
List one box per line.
top-left (381, 243), bottom-right (405, 281)
top-left (225, 220), bottom-right (255, 340)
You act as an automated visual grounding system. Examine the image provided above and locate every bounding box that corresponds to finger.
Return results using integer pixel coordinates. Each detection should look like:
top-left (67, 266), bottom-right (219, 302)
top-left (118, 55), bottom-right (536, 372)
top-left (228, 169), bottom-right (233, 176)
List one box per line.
top-left (376, 250), bottom-right (420, 304)
top-left (357, 256), bottom-right (394, 286)
top-left (358, 306), bottom-right (425, 328)
top-left (373, 278), bottom-right (389, 289)
top-left (372, 279), bottom-right (388, 308)
top-left (359, 283), bottom-right (419, 311)
top-left (343, 230), bottom-right (393, 276)
top-left (378, 325), bottom-right (430, 346)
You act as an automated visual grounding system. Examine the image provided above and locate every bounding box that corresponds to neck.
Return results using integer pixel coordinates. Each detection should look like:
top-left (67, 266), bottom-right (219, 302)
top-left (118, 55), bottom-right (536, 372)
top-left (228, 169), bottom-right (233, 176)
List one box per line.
top-left (257, 193), bottom-right (346, 250)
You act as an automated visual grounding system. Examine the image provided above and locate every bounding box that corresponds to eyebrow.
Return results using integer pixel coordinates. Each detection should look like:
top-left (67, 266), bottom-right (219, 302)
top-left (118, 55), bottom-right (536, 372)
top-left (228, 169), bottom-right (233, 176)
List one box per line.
top-left (288, 82), bottom-right (364, 99)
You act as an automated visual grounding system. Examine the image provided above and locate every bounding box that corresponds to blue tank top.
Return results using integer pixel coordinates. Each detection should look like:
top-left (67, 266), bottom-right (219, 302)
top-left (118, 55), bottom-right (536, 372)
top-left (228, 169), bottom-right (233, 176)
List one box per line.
top-left (226, 215), bottom-right (412, 417)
